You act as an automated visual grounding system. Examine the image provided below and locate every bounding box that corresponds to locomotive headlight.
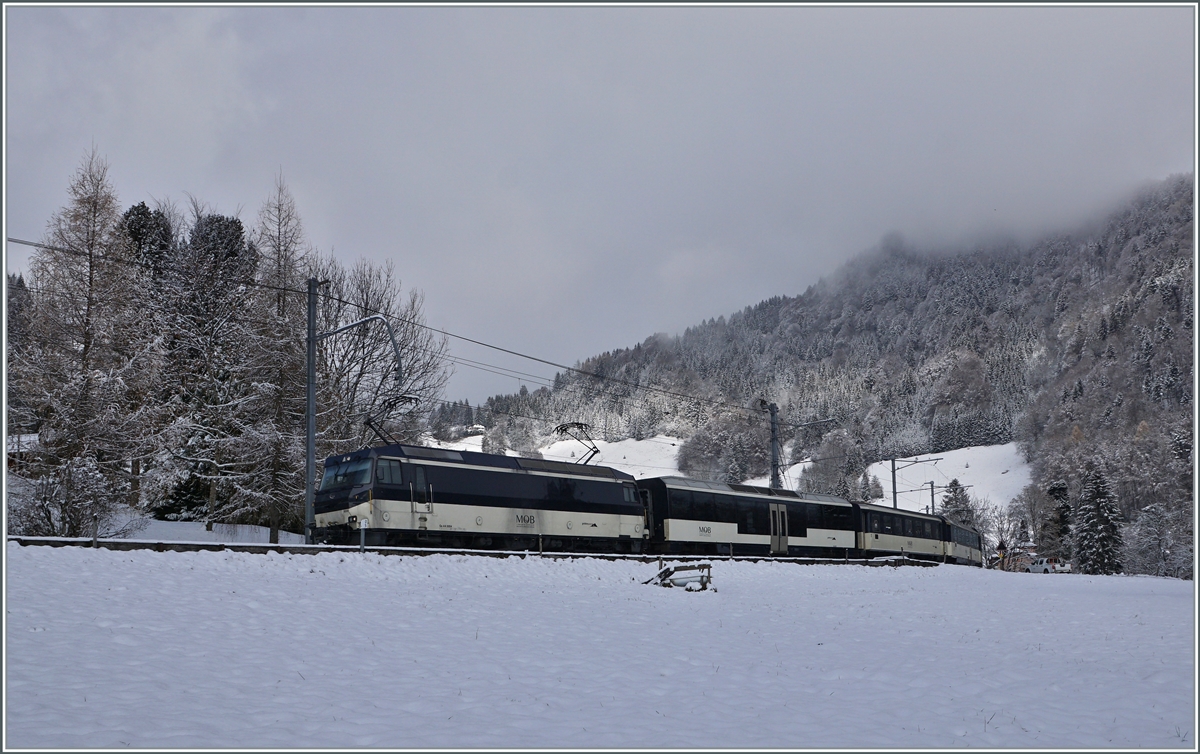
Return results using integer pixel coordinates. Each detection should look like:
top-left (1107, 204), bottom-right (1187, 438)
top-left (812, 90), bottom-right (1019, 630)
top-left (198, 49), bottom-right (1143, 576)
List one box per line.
top-left (348, 515), bottom-right (357, 525)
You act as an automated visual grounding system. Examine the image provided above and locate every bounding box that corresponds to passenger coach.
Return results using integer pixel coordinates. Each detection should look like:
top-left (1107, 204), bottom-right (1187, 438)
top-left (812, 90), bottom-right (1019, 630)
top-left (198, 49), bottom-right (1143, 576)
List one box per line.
top-left (636, 476), bottom-right (856, 557)
top-left (856, 502), bottom-right (946, 561)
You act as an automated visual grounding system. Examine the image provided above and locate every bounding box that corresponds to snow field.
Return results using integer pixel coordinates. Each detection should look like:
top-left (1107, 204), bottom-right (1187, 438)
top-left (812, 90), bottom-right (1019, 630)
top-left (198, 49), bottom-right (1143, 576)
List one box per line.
top-left (745, 443), bottom-right (1032, 512)
top-left (5, 543), bottom-right (1193, 748)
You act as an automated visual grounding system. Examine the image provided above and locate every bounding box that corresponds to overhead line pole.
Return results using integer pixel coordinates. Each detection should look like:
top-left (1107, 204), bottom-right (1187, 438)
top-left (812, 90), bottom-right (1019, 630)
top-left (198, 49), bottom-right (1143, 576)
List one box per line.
top-left (889, 455), bottom-right (943, 509)
top-left (756, 401), bottom-right (835, 490)
top-left (768, 403), bottom-right (780, 489)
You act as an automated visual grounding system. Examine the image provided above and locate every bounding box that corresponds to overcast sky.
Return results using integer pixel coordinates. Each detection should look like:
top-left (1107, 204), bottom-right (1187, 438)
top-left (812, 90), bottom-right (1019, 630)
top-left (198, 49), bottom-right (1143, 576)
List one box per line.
top-left (4, 5), bottom-right (1195, 403)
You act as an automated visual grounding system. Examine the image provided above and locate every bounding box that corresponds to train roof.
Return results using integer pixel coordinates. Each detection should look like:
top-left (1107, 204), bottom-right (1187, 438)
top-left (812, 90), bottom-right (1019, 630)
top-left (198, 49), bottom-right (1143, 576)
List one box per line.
top-left (325, 443), bottom-right (636, 482)
top-left (856, 501), bottom-right (982, 532)
top-left (856, 501), bottom-right (944, 521)
top-left (648, 476), bottom-right (852, 506)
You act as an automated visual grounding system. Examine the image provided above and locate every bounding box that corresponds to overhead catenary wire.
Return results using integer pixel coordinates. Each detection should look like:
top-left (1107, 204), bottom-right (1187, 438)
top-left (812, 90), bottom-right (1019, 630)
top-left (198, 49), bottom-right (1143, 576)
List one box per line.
top-left (9, 235), bottom-right (835, 434)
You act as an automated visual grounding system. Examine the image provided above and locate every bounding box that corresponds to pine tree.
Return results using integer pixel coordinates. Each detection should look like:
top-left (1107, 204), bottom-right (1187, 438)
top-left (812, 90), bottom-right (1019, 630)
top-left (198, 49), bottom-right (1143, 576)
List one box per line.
top-left (1073, 463), bottom-right (1123, 575)
top-left (242, 176), bottom-right (310, 542)
top-left (1123, 502), bottom-right (1191, 578)
top-left (151, 208), bottom-right (261, 526)
top-left (1040, 479), bottom-right (1072, 559)
top-left (939, 478), bottom-right (974, 526)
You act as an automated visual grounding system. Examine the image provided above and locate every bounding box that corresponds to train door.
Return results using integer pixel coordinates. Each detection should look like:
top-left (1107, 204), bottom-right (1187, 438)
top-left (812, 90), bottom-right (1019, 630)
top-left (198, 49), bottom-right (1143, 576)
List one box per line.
top-left (638, 488), bottom-right (652, 540)
top-left (769, 502), bottom-right (789, 555)
top-left (410, 464), bottom-right (433, 514)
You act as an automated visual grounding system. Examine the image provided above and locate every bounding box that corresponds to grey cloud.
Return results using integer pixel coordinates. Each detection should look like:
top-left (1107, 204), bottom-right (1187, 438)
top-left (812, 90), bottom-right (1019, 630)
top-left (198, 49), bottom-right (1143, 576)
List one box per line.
top-left (5, 5), bottom-right (1193, 401)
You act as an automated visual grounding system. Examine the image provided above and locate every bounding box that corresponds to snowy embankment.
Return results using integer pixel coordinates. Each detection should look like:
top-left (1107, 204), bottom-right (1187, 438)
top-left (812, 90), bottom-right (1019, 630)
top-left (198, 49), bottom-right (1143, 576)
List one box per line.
top-left (124, 519), bottom-right (306, 545)
top-left (744, 442), bottom-right (1032, 510)
top-left (5, 544), bottom-right (1193, 748)
top-left (436, 434), bottom-right (1030, 512)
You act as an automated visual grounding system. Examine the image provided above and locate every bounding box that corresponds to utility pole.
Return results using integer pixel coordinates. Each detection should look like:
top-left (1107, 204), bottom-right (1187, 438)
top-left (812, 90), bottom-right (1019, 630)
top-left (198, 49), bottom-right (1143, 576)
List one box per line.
top-left (305, 278), bottom-right (318, 544)
top-left (889, 455), bottom-right (943, 509)
top-left (767, 402), bottom-right (780, 489)
top-left (759, 403), bottom-right (836, 490)
top-left (929, 481), bottom-right (935, 514)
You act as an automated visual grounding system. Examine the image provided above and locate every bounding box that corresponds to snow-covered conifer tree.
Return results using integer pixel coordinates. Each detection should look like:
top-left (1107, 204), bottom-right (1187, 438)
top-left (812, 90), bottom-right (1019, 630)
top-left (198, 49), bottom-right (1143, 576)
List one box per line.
top-left (1073, 462), bottom-right (1123, 575)
top-left (938, 479), bottom-right (978, 528)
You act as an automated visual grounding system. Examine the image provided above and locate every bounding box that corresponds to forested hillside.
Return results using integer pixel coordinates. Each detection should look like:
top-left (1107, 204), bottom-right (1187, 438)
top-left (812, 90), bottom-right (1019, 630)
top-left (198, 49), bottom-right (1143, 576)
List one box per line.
top-left (453, 174), bottom-right (1193, 576)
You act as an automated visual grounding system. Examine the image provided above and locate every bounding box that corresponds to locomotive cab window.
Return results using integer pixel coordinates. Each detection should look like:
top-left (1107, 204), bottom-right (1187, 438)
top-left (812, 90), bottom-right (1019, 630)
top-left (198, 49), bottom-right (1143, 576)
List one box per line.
top-left (320, 458), bottom-right (372, 491)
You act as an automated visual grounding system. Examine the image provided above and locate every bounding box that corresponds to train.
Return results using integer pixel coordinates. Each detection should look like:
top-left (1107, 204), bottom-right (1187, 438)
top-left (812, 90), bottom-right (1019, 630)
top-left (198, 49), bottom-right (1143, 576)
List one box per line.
top-left (312, 442), bottom-right (984, 566)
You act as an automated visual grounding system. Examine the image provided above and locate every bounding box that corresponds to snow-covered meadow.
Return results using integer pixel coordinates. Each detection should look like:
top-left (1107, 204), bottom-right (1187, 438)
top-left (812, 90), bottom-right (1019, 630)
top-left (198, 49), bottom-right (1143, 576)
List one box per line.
top-left (5, 542), bottom-right (1193, 749)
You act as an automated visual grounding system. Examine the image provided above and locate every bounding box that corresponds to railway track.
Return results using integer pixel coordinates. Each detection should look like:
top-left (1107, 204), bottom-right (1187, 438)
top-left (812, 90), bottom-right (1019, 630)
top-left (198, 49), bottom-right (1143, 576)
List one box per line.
top-left (7, 535), bottom-right (938, 566)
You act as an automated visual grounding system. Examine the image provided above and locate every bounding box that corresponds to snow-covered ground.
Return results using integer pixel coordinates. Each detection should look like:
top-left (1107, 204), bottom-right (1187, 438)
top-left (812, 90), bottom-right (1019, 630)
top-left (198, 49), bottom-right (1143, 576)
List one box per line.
top-left (5, 543), bottom-right (1193, 749)
top-left (865, 443), bottom-right (1032, 511)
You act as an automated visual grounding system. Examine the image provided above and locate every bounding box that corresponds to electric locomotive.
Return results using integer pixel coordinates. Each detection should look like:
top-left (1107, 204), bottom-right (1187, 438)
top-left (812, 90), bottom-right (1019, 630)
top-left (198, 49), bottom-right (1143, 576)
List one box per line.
top-left (313, 443), bottom-right (646, 552)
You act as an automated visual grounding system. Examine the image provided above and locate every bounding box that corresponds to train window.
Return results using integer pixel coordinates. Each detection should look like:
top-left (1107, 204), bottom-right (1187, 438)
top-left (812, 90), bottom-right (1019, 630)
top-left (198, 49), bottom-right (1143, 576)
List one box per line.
top-left (419, 465), bottom-right (631, 510)
top-left (882, 515), bottom-right (895, 535)
top-left (668, 489), bottom-right (692, 519)
top-left (375, 459), bottom-right (403, 486)
top-left (806, 503), bottom-right (824, 529)
top-left (870, 514), bottom-right (881, 533)
top-left (692, 492), bottom-right (716, 521)
top-left (904, 518), bottom-right (913, 537)
top-left (788, 507), bottom-right (807, 538)
top-left (825, 506), bottom-right (854, 531)
top-left (713, 495), bottom-right (737, 523)
top-left (736, 496), bottom-right (768, 534)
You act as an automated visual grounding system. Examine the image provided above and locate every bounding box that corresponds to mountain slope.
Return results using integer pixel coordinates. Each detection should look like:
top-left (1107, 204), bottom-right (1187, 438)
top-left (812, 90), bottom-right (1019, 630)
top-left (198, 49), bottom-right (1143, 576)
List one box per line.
top-left (443, 175), bottom-right (1192, 571)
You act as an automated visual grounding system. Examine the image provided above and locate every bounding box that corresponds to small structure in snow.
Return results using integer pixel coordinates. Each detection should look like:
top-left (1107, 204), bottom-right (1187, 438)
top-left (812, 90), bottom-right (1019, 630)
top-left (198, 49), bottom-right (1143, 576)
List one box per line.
top-left (644, 562), bottom-right (713, 591)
